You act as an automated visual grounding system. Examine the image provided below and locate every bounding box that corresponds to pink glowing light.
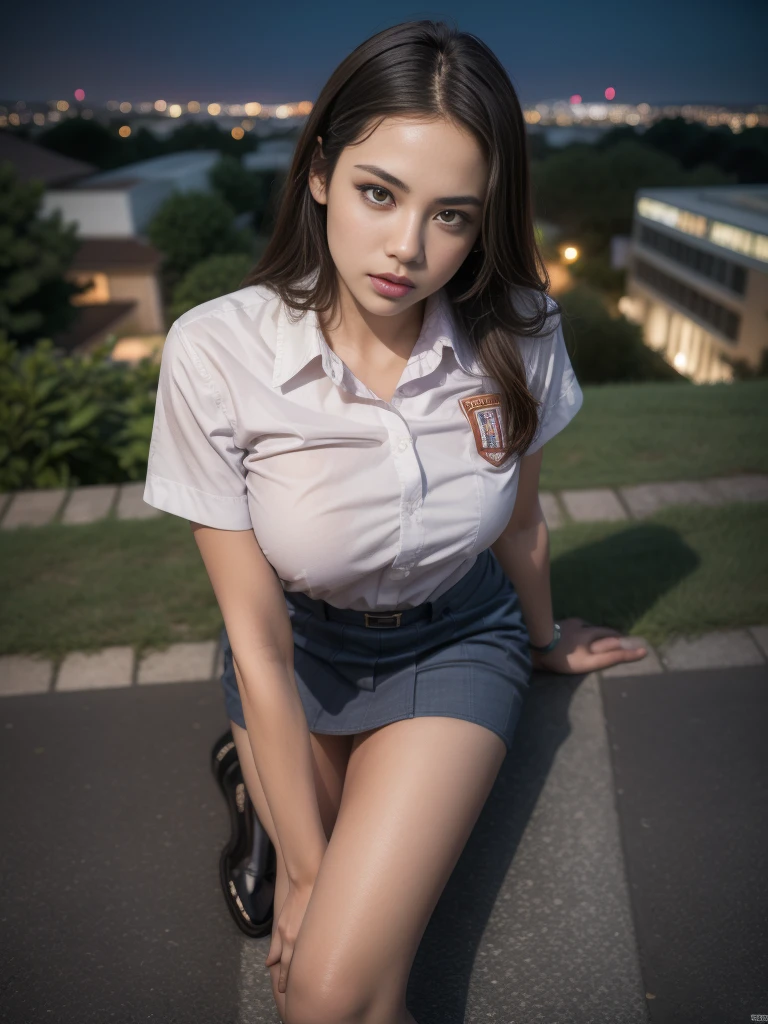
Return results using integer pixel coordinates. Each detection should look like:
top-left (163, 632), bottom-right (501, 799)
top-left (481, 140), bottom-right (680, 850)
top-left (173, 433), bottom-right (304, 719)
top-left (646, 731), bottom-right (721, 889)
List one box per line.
top-left (569, 94), bottom-right (582, 104)
top-left (605, 87), bottom-right (616, 100)
top-left (74, 89), bottom-right (85, 101)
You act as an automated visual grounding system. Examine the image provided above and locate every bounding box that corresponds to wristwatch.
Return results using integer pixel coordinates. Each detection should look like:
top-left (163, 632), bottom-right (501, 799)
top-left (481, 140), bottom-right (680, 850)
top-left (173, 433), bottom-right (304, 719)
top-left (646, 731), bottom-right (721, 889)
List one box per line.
top-left (529, 622), bottom-right (561, 653)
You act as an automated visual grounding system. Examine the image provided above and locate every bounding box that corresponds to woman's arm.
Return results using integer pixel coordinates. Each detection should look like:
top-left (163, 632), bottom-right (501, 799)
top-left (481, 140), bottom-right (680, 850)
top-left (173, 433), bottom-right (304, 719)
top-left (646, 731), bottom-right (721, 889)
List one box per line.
top-left (491, 509), bottom-right (556, 649)
top-left (492, 447), bottom-right (648, 673)
top-left (491, 448), bottom-right (555, 648)
top-left (191, 522), bottom-right (328, 885)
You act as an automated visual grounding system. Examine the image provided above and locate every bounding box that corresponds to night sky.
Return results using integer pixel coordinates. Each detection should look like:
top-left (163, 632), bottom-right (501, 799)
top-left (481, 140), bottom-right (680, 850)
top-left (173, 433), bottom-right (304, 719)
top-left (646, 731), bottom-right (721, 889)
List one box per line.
top-left (4, 0), bottom-right (767, 107)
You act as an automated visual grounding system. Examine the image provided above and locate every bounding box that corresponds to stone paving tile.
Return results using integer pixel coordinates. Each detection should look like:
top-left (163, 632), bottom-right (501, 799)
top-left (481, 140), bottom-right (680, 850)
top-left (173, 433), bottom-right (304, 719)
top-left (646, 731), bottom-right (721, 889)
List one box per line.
top-left (0, 488), bottom-right (68, 529)
top-left (116, 481), bottom-right (163, 520)
top-left (61, 484), bottom-right (117, 524)
top-left (137, 641), bottom-right (218, 685)
top-left (560, 487), bottom-right (628, 522)
top-left (600, 638), bottom-right (664, 677)
top-left (748, 625), bottom-right (768, 660)
top-left (539, 490), bottom-right (564, 530)
top-left (657, 628), bottom-right (765, 671)
top-left (619, 480), bottom-right (725, 518)
top-left (0, 654), bottom-right (54, 696)
top-left (708, 473), bottom-right (768, 503)
top-left (55, 647), bottom-right (135, 691)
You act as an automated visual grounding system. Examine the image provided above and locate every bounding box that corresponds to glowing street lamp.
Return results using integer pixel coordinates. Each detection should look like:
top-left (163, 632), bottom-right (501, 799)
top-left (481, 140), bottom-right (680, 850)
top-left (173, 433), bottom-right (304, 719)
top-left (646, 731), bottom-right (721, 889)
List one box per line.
top-left (563, 246), bottom-right (579, 262)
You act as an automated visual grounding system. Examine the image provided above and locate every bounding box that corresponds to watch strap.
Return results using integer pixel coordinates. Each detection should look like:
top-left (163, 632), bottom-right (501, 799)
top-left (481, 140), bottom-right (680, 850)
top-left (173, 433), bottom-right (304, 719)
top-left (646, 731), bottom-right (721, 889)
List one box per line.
top-left (529, 622), bottom-right (561, 653)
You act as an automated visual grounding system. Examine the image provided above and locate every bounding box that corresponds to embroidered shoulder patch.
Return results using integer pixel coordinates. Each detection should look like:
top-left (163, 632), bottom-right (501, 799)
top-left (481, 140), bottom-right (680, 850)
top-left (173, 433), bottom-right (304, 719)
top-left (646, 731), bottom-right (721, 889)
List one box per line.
top-left (458, 393), bottom-right (506, 465)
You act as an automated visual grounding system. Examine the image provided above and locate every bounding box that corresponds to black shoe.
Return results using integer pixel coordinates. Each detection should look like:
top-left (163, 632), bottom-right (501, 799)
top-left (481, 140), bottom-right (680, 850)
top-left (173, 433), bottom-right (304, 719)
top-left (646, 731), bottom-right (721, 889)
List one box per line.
top-left (211, 731), bottom-right (276, 938)
top-left (211, 728), bottom-right (239, 783)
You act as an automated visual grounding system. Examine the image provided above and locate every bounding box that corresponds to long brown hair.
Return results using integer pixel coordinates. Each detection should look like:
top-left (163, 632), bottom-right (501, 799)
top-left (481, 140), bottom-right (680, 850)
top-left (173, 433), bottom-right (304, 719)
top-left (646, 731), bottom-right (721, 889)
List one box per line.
top-left (242, 19), bottom-right (559, 465)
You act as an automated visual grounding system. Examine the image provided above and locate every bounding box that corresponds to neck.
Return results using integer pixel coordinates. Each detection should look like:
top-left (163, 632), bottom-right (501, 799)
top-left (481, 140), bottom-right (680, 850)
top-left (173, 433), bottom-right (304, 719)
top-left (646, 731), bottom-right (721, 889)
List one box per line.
top-left (320, 274), bottom-right (427, 362)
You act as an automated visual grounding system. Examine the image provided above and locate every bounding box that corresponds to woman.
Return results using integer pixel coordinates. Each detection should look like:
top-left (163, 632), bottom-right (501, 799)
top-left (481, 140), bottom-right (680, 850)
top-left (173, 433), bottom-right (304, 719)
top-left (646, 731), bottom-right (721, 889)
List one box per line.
top-left (143, 20), bottom-right (648, 1024)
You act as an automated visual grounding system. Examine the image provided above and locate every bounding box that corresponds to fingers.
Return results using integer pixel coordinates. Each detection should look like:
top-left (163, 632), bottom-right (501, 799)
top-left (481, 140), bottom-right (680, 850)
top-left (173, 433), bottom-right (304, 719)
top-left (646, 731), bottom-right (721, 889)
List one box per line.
top-left (587, 642), bottom-right (648, 669)
top-left (278, 940), bottom-right (295, 993)
top-left (265, 927), bottom-right (296, 994)
top-left (265, 931), bottom-right (281, 968)
top-left (589, 634), bottom-right (646, 654)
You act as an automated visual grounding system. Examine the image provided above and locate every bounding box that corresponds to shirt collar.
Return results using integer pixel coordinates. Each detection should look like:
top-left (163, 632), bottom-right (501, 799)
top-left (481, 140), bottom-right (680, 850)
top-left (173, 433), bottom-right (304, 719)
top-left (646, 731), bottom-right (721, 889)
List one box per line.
top-left (271, 285), bottom-right (479, 392)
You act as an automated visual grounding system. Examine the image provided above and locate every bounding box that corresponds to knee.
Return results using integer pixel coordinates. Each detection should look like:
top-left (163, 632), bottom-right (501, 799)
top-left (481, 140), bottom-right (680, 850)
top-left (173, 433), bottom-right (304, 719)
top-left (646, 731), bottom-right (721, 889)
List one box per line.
top-left (283, 969), bottom-right (371, 1024)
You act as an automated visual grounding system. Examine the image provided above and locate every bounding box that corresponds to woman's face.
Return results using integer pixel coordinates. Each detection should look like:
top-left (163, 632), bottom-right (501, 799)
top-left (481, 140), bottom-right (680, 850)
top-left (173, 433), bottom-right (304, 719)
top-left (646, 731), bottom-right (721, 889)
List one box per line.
top-left (309, 115), bottom-right (489, 316)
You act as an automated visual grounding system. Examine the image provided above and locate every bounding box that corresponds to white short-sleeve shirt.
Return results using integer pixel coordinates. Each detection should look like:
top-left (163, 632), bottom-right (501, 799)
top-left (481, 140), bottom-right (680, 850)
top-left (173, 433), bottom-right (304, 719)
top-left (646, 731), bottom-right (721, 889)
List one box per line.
top-left (143, 283), bottom-right (583, 612)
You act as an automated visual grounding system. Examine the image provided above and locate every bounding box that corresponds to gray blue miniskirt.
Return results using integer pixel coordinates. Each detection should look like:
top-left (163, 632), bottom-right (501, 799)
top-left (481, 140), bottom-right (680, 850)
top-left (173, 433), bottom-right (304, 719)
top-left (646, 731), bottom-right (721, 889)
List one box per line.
top-left (218, 547), bottom-right (533, 753)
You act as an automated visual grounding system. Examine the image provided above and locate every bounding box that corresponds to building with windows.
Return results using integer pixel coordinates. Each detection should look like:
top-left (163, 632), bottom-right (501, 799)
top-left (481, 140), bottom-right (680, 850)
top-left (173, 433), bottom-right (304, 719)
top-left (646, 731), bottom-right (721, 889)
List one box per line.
top-left (621, 185), bottom-right (768, 383)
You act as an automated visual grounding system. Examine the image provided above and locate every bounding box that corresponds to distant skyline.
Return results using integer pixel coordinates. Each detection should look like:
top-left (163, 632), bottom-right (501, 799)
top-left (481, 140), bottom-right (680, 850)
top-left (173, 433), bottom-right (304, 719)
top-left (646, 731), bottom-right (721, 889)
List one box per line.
top-left (4, 0), bottom-right (767, 107)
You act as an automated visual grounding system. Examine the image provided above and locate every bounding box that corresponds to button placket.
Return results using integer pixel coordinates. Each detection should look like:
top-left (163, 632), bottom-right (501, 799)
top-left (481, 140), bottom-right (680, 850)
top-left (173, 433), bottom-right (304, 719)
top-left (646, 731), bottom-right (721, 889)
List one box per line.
top-left (374, 406), bottom-right (425, 599)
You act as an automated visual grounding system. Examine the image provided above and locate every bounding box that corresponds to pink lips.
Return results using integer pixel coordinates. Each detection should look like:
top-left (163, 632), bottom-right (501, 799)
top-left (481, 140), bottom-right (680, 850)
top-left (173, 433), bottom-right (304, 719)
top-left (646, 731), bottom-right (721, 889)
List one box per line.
top-left (369, 274), bottom-right (415, 299)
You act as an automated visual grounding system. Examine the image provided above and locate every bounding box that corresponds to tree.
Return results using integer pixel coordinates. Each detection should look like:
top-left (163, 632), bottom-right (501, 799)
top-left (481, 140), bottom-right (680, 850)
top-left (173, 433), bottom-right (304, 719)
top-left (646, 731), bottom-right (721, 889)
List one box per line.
top-left (37, 117), bottom-right (125, 169)
top-left (169, 252), bottom-right (261, 322)
top-left (533, 139), bottom-right (732, 249)
top-left (596, 118), bottom-right (768, 185)
top-left (556, 284), bottom-right (685, 383)
top-left (0, 162), bottom-right (90, 349)
top-left (164, 121), bottom-right (258, 157)
top-left (146, 190), bottom-right (253, 292)
top-left (208, 154), bottom-right (270, 215)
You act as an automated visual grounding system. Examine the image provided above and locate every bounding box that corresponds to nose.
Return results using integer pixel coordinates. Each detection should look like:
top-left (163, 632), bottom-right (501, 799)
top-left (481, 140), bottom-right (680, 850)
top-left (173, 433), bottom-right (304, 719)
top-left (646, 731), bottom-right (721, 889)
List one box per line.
top-left (385, 210), bottom-right (425, 266)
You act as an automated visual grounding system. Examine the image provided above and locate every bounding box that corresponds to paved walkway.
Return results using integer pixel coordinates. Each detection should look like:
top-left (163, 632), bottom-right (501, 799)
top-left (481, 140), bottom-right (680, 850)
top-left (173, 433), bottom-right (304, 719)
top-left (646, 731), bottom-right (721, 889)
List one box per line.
top-left (0, 660), bottom-right (655, 1023)
top-left (4, 650), bottom-right (764, 1022)
top-left (2, 624), bottom-right (768, 699)
top-left (1, 472), bottom-right (767, 531)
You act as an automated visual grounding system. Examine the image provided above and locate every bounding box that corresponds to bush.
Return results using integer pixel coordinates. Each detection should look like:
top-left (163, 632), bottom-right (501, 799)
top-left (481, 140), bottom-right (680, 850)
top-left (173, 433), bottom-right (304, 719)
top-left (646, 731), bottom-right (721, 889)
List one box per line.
top-left (721, 347), bottom-right (768, 380)
top-left (169, 252), bottom-right (262, 322)
top-left (208, 154), bottom-right (269, 215)
top-left (0, 331), bottom-right (159, 491)
top-left (0, 162), bottom-right (91, 349)
top-left (146, 190), bottom-right (253, 286)
top-left (556, 284), bottom-right (685, 384)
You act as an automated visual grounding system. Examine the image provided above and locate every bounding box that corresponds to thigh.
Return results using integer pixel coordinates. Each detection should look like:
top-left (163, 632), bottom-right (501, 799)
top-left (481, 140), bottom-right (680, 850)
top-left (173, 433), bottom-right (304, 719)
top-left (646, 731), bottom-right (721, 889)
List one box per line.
top-left (232, 721), bottom-right (354, 843)
top-left (284, 716), bottom-right (507, 1020)
top-left (232, 723), bottom-right (355, 1021)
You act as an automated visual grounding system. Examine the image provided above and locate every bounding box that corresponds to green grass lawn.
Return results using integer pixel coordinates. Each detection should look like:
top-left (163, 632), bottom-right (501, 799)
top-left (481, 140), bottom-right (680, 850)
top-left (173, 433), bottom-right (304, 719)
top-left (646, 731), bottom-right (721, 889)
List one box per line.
top-left (538, 377), bottom-right (768, 490)
top-left (1, 379), bottom-right (767, 658)
top-left (1, 502), bottom-right (765, 658)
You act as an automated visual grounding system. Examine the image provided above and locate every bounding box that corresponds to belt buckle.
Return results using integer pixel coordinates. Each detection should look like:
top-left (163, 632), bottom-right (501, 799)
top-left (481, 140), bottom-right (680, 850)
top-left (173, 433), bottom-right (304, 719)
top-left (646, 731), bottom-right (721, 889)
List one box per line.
top-left (364, 611), bottom-right (402, 628)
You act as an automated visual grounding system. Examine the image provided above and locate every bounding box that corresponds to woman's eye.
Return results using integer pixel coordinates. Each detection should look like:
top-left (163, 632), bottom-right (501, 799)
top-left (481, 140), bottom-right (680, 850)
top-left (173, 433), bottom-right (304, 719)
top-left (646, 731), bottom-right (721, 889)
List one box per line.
top-left (437, 210), bottom-right (461, 225)
top-left (365, 186), bottom-right (391, 205)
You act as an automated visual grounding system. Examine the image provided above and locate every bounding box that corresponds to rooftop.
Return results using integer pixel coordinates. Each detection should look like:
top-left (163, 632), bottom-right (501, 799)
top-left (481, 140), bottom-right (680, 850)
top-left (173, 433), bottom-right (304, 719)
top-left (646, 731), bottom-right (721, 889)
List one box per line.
top-left (0, 132), bottom-right (96, 187)
top-left (636, 184), bottom-right (768, 236)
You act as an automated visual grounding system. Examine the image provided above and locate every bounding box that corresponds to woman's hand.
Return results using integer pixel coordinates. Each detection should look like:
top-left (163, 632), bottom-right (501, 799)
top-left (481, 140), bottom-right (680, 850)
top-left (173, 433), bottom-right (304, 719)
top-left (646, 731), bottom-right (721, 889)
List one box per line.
top-left (265, 877), bottom-right (315, 994)
top-left (531, 616), bottom-right (648, 675)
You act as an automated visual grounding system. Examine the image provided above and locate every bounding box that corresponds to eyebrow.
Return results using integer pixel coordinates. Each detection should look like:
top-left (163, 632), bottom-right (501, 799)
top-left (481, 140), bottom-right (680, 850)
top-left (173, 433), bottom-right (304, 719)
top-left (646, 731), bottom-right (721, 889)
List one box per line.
top-left (353, 164), bottom-right (483, 208)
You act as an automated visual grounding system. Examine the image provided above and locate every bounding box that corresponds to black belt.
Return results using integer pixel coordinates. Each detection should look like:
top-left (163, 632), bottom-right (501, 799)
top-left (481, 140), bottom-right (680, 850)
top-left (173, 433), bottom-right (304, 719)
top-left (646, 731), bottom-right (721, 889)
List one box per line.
top-left (363, 612), bottom-right (403, 628)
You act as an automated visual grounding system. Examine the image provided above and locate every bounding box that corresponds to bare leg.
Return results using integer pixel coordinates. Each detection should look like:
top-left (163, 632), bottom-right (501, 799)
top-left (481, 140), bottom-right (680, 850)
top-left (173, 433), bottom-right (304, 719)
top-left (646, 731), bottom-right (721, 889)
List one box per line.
top-left (230, 721), bottom-right (354, 1019)
top-left (282, 715), bottom-right (508, 1024)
